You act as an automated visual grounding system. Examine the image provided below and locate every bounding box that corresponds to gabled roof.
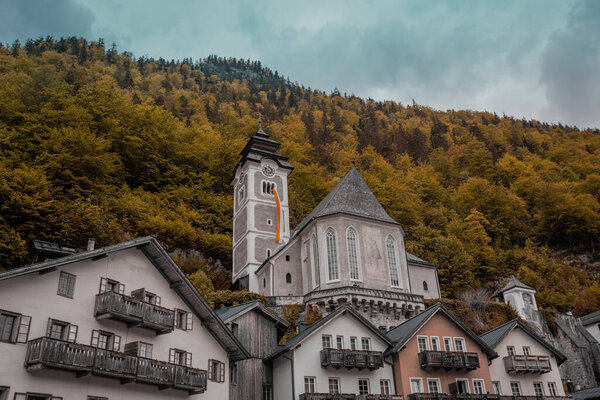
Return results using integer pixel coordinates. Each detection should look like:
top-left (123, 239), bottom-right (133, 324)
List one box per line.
top-left (480, 319), bottom-right (566, 364)
top-left (498, 275), bottom-right (535, 293)
top-left (386, 303), bottom-right (497, 359)
top-left (291, 167), bottom-right (400, 238)
top-left (573, 385), bottom-right (600, 400)
top-left (406, 252), bottom-right (437, 268)
top-left (215, 300), bottom-right (289, 330)
top-left (581, 310), bottom-right (600, 326)
top-left (266, 304), bottom-right (392, 361)
top-left (0, 236), bottom-right (250, 361)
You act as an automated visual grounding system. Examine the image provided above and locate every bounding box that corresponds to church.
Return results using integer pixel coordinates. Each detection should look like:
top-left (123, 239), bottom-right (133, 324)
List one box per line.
top-left (230, 122), bottom-right (441, 327)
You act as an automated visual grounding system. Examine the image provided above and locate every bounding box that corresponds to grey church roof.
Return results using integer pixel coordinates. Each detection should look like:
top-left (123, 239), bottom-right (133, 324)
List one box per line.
top-left (581, 310), bottom-right (600, 326)
top-left (292, 167), bottom-right (400, 237)
top-left (498, 275), bottom-right (535, 293)
top-left (0, 236), bottom-right (250, 361)
top-left (386, 303), bottom-right (497, 359)
top-left (479, 319), bottom-right (566, 364)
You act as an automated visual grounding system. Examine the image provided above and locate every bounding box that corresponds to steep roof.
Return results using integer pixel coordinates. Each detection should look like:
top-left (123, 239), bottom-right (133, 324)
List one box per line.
top-left (292, 167), bottom-right (400, 237)
top-left (573, 385), bottom-right (600, 400)
top-left (581, 310), bottom-right (600, 326)
top-left (498, 275), bottom-right (535, 293)
top-left (406, 252), bottom-right (437, 268)
top-left (0, 236), bottom-right (250, 361)
top-left (215, 300), bottom-right (289, 329)
top-left (266, 304), bottom-right (392, 361)
top-left (480, 319), bottom-right (566, 364)
top-left (386, 303), bottom-right (497, 359)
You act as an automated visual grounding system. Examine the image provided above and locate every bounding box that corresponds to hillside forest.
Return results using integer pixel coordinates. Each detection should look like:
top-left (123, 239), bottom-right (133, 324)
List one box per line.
top-left (1, 38), bottom-right (599, 316)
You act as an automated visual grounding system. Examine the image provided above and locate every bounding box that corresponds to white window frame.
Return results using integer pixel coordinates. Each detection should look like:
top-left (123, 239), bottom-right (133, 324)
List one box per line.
top-left (350, 336), bottom-right (358, 350)
top-left (328, 377), bottom-right (340, 394)
top-left (410, 377), bottom-right (424, 394)
top-left (385, 235), bottom-right (401, 287)
top-left (304, 376), bottom-right (316, 394)
top-left (492, 381), bottom-right (502, 395)
top-left (427, 378), bottom-right (441, 394)
top-left (533, 382), bottom-right (545, 397)
top-left (325, 228), bottom-right (340, 282)
top-left (548, 382), bottom-right (558, 397)
top-left (336, 335), bottom-right (344, 349)
top-left (322, 334), bottom-right (332, 349)
top-left (430, 336), bottom-right (440, 351)
top-left (417, 335), bottom-right (430, 352)
top-left (358, 379), bottom-right (370, 395)
top-left (510, 381), bottom-right (522, 396)
top-left (472, 379), bottom-right (486, 395)
top-left (507, 345), bottom-right (515, 356)
top-left (380, 380), bottom-right (391, 395)
top-left (456, 378), bottom-right (470, 394)
top-left (361, 337), bottom-right (371, 351)
top-left (443, 336), bottom-right (453, 351)
top-left (346, 226), bottom-right (362, 281)
top-left (453, 337), bottom-right (466, 352)
top-left (523, 346), bottom-right (531, 355)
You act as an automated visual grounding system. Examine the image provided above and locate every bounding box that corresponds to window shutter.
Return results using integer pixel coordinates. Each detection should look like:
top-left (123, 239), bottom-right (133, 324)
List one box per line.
top-left (131, 288), bottom-right (145, 300)
top-left (124, 341), bottom-right (139, 356)
top-left (219, 361), bottom-right (225, 382)
top-left (185, 352), bottom-right (192, 367)
top-left (67, 273), bottom-right (76, 296)
top-left (13, 394), bottom-right (27, 400)
top-left (67, 324), bottom-right (78, 342)
top-left (16, 315), bottom-right (32, 343)
top-left (155, 295), bottom-right (161, 306)
top-left (113, 335), bottom-right (121, 351)
top-left (46, 318), bottom-right (53, 337)
top-left (99, 277), bottom-right (107, 293)
top-left (91, 329), bottom-right (100, 347)
top-left (169, 348), bottom-right (175, 364)
top-left (208, 360), bottom-right (214, 380)
top-left (186, 312), bottom-right (193, 330)
top-left (118, 283), bottom-right (125, 295)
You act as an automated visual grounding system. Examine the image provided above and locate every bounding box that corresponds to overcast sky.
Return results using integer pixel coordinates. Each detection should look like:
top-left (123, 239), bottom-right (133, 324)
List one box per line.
top-left (1, 0), bottom-right (599, 128)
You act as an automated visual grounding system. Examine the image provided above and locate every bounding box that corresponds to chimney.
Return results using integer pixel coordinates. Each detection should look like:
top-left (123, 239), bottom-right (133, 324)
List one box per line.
top-left (87, 238), bottom-right (96, 251)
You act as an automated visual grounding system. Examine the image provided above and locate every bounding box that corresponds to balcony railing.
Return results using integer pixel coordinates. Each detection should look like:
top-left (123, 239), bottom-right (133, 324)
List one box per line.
top-left (408, 394), bottom-right (570, 400)
top-left (418, 351), bottom-right (480, 370)
top-left (504, 355), bottom-right (552, 374)
top-left (320, 348), bottom-right (384, 370)
top-left (300, 394), bottom-right (356, 400)
top-left (357, 395), bottom-right (404, 400)
top-left (95, 291), bottom-right (175, 334)
top-left (25, 337), bottom-right (207, 394)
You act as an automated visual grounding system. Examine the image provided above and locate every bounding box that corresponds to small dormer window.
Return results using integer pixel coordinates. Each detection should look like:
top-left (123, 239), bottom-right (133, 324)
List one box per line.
top-left (262, 181), bottom-right (276, 195)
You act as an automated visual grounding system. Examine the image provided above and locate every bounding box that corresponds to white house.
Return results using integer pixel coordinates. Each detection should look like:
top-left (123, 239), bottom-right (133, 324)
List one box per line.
top-left (0, 236), bottom-right (249, 400)
top-left (266, 304), bottom-right (400, 400)
top-left (480, 319), bottom-right (567, 398)
top-left (495, 276), bottom-right (539, 323)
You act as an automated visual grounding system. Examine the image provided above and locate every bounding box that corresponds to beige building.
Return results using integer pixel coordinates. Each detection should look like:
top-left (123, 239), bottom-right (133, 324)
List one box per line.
top-left (0, 236), bottom-right (248, 400)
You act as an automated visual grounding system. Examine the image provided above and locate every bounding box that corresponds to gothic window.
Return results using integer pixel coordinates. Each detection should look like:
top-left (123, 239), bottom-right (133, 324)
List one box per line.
top-left (312, 235), bottom-right (319, 288)
top-left (262, 181), bottom-right (276, 195)
top-left (386, 236), bottom-right (400, 287)
top-left (326, 228), bottom-right (339, 281)
top-left (286, 273), bottom-right (292, 283)
top-left (346, 227), bottom-right (361, 281)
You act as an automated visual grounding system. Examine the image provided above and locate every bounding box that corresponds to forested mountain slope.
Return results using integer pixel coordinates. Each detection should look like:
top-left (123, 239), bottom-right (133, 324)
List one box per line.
top-left (1, 37), bottom-right (599, 314)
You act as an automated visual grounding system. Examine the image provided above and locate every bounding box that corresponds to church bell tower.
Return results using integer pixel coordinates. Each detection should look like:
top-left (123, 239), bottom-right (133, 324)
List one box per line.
top-left (230, 118), bottom-right (293, 292)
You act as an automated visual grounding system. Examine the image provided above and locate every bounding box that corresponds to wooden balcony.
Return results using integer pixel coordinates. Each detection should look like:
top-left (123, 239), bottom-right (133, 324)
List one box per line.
top-left (95, 291), bottom-right (174, 334)
top-left (25, 337), bottom-right (207, 394)
top-left (418, 351), bottom-right (480, 370)
top-left (300, 394), bottom-right (356, 400)
top-left (503, 354), bottom-right (552, 374)
top-left (408, 394), bottom-right (571, 400)
top-left (320, 348), bottom-right (384, 370)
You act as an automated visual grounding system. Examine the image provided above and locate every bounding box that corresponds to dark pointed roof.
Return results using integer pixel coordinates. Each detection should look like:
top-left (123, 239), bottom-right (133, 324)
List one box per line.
top-left (215, 300), bottom-right (289, 330)
top-left (230, 125), bottom-right (293, 183)
top-left (480, 319), bottom-right (566, 364)
top-left (386, 303), bottom-right (497, 359)
top-left (498, 275), bottom-right (535, 293)
top-left (292, 167), bottom-right (399, 237)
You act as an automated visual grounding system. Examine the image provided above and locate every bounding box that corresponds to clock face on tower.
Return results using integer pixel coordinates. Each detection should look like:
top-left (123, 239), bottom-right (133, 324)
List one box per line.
top-left (261, 163), bottom-right (275, 177)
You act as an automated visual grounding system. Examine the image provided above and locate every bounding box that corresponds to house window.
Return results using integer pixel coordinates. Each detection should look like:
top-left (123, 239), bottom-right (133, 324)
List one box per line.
top-left (328, 378), bottom-right (340, 394)
top-left (507, 346), bottom-right (515, 356)
top-left (473, 380), bottom-right (485, 394)
top-left (361, 337), bottom-right (371, 351)
top-left (286, 255), bottom-right (290, 261)
top-left (262, 181), bottom-right (276, 195)
top-left (99, 278), bottom-right (123, 294)
top-left (169, 349), bottom-right (192, 367)
top-left (336, 335), bottom-right (344, 349)
top-left (286, 273), bottom-right (292, 283)
top-left (548, 382), bottom-right (558, 396)
top-left (88, 397), bottom-right (108, 400)
top-left (456, 379), bottom-right (470, 394)
top-left (208, 359), bottom-right (225, 382)
top-left (350, 337), bottom-right (357, 350)
top-left (312, 238), bottom-right (319, 287)
top-left (443, 337), bottom-right (453, 351)
top-left (0, 386), bottom-right (8, 400)
top-left (423, 281), bottom-right (428, 291)
top-left (175, 309), bottom-right (193, 330)
top-left (380, 380), bottom-right (391, 395)
top-left (304, 377), bottom-right (316, 393)
top-left (410, 378), bottom-right (424, 394)
top-left (386, 236), bottom-right (400, 286)
top-left (428, 379), bottom-right (441, 393)
top-left (47, 319), bottom-right (77, 342)
top-left (13, 394), bottom-right (58, 400)
top-left (492, 382), bottom-right (501, 395)
top-left (0, 312), bottom-right (17, 343)
top-left (57, 271), bottom-right (76, 298)
top-left (237, 186), bottom-right (245, 205)
top-left (417, 336), bottom-right (429, 352)
top-left (262, 385), bottom-right (273, 400)
top-left (523, 346), bottom-right (531, 355)
top-left (510, 382), bottom-right (522, 396)
top-left (266, 249), bottom-right (271, 258)
top-left (230, 363), bottom-right (238, 385)
top-left (346, 227), bottom-right (361, 280)
top-left (431, 336), bottom-right (440, 351)
top-left (358, 379), bottom-right (370, 395)
top-left (139, 342), bottom-right (153, 358)
top-left (322, 334), bottom-right (332, 349)
top-left (454, 337), bottom-right (466, 352)
top-left (533, 382), bottom-right (544, 397)
top-left (91, 330), bottom-right (120, 351)
top-left (326, 228), bottom-right (339, 281)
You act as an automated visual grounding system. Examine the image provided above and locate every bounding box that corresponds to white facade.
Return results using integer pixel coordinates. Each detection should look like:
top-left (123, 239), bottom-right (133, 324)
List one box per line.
top-left (0, 239), bottom-right (244, 400)
top-left (271, 309), bottom-right (396, 400)
top-left (503, 287), bottom-right (539, 321)
top-left (487, 326), bottom-right (566, 397)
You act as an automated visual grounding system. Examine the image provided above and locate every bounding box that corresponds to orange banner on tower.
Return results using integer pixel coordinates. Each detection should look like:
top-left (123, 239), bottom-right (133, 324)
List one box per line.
top-left (273, 188), bottom-right (281, 243)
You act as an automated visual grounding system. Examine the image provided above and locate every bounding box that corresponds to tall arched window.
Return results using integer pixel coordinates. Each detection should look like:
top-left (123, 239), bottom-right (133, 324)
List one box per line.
top-left (326, 228), bottom-right (339, 281)
top-left (423, 281), bottom-right (428, 291)
top-left (346, 227), bottom-right (361, 280)
top-left (386, 236), bottom-right (400, 287)
top-left (312, 235), bottom-right (319, 288)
